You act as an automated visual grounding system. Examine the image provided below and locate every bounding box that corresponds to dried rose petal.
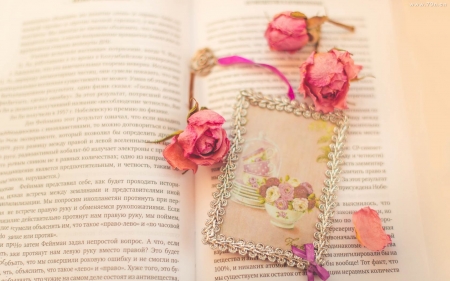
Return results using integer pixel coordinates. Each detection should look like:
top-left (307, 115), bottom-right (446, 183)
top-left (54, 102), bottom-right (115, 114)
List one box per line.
top-left (162, 136), bottom-right (198, 174)
top-left (352, 207), bottom-right (391, 251)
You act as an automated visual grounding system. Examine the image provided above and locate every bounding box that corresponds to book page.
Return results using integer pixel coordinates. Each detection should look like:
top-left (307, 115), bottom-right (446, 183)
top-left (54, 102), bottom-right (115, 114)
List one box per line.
top-left (192, 0), bottom-right (430, 280)
top-left (391, 1), bottom-right (450, 280)
top-left (0, 0), bottom-right (195, 280)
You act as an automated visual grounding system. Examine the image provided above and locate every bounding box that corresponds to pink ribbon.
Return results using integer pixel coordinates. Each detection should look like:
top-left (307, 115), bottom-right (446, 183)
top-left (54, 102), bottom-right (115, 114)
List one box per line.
top-left (217, 56), bottom-right (295, 100)
top-left (291, 244), bottom-right (330, 281)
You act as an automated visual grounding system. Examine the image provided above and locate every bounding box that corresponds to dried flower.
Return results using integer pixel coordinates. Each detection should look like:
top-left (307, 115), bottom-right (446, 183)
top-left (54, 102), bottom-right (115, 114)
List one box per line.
top-left (156, 102), bottom-right (230, 174)
top-left (190, 48), bottom-right (216, 76)
top-left (265, 12), bottom-right (354, 53)
top-left (264, 12), bottom-right (310, 52)
top-left (163, 135), bottom-right (199, 173)
top-left (299, 49), bottom-right (362, 113)
top-left (352, 207), bottom-right (392, 251)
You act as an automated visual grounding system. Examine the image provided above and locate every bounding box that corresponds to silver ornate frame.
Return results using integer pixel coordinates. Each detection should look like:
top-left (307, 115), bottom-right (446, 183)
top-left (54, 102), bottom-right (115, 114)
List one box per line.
top-left (202, 89), bottom-right (348, 269)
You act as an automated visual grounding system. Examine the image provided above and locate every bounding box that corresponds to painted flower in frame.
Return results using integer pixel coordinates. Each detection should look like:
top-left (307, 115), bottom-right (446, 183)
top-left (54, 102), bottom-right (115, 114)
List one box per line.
top-left (353, 207), bottom-right (392, 251)
top-left (293, 186), bottom-right (308, 199)
top-left (265, 186), bottom-right (281, 203)
top-left (308, 198), bottom-right (316, 210)
top-left (287, 178), bottom-right (301, 187)
top-left (299, 49), bottom-right (362, 113)
top-left (266, 177), bottom-right (281, 187)
top-left (292, 198), bottom-right (308, 212)
top-left (277, 211), bottom-right (288, 218)
top-left (293, 182), bottom-right (312, 199)
top-left (258, 184), bottom-right (270, 198)
top-left (249, 177), bottom-right (258, 188)
top-left (300, 182), bottom-right (313, 194)
top-left (275, 198), bottom-right (289, 210)
top-left (278, 183), bottom-right (294, 201)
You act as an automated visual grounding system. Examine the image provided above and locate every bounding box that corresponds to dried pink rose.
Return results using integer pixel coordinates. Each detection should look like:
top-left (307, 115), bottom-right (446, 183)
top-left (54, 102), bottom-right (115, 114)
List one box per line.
top-left (264, 12), bottom-right (310, 52)
top-left (162, 110), bottom-right (230, 173)
top-left (352, 207), bottom-right (392, 251)
top-left (163, 136), bottom-right (198, 174)
top-left (299, 49), bottom-right (362, 113)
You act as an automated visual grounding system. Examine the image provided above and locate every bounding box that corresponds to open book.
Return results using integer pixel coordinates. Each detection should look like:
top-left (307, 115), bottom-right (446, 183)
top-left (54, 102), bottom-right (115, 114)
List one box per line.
top-left (0, 0), bottom-right (432, 280)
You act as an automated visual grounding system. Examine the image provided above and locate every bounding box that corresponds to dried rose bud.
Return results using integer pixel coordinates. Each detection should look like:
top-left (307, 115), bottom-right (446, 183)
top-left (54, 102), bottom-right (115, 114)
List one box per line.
top-left (264, 12), bottom-right (310, 52)
top-left (190, 48), bottom-right (216, 76)
top-left (265, 12), bottom-right (354, 53)
top-left (162, 109), bottom-right (230, 173)
top-left (299, 49), bottom-right (362, 113)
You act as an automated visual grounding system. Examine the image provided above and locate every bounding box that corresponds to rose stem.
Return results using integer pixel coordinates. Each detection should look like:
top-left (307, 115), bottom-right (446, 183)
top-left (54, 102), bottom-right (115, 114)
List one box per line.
top-left (314, 39), bottom-right (321, 52)
top-left (189, 71), bottom-right (195, 109)
top-left (326, 18), bottom-right (355, 32)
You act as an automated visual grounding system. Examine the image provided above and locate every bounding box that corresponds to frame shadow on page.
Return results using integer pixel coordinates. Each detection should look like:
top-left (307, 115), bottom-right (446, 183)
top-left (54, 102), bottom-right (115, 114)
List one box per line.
top-left (202, 89), bottom-right (348, 269)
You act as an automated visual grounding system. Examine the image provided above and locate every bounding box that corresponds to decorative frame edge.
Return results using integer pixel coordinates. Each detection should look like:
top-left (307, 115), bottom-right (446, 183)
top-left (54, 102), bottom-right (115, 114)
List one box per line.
top-left (201, 89), bottom-right (348, 269)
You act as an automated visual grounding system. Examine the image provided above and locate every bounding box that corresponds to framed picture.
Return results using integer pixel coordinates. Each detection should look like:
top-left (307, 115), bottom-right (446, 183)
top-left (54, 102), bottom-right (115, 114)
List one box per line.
top-left (202, 89), bottom-right (348, 269)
